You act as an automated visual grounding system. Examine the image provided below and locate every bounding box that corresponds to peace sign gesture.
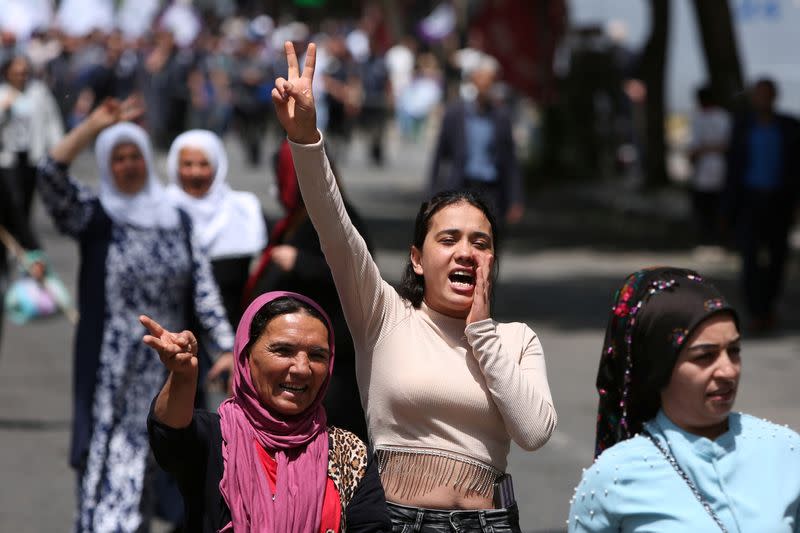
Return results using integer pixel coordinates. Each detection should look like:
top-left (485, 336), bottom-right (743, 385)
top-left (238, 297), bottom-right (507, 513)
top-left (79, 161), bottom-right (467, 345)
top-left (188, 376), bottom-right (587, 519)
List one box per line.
top-left (140, 314), bottom-right (198, 376)
top-left (272, 41), bottom-right (320, 145)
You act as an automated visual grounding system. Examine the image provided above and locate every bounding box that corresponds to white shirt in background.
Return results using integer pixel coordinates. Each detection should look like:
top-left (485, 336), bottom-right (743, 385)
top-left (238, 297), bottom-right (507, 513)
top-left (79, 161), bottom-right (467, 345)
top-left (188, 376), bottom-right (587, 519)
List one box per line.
top-left (689, 107), bottom-right (731, 192)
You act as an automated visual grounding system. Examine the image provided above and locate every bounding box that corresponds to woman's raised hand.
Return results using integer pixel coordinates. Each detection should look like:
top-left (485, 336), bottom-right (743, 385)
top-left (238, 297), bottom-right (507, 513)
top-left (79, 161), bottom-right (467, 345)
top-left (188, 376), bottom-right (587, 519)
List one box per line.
top-left (272, 41), bottom-right (320, 145)
top-left (466, 253), bottom-right (494, 326)
top-left (87, 95), bottom-right (145, 133)
top-left (140, 315), bottom-right (199, 376)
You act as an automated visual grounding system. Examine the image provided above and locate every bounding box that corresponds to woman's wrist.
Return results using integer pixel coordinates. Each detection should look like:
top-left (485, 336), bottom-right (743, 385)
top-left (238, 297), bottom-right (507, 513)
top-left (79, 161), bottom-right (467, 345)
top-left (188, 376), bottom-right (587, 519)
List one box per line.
top-left (288, 129), bottom-right (321, 145)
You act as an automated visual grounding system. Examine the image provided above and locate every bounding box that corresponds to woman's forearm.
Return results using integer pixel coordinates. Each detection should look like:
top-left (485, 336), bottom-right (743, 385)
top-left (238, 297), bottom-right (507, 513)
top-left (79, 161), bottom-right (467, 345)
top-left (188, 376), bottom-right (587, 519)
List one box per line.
top-left (153, 371), bottom-right (198, 429)
top-left (49, 116), bottom-right (102, 165)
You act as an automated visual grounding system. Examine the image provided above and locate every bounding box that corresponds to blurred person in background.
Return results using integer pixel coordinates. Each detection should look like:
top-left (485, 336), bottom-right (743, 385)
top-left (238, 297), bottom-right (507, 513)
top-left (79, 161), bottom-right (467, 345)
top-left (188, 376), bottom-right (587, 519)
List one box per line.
top-left (725, 78), bottom-right (800, 333)
top-left (357, 34), bottom-right (390, 166)
top-left (45, 31), bottom-right (84, 125)
top-left (163, 128), bottom-right (267, 531)
top-left (321, 33), bottom-right (361, 161)
top-left (688, 85), bottom-right (730, 255)
top-left (0, 162), bottom-right (41, 352)
top-left (243, 137), bottom-right (373, 441)
top-left (0, 54), bottom-right (63, 234)
top-left (429, 56), bottom-right (524, 226)
top-left (144, 29), bottom-right (194, 149)
top-left (230, 25), bottom-right (273, 167)
top-left (80, 30), bottom-right (141, 109)
top-left (385, 35), bottom-right (417, 124)
top-left (187, 29), bottom-right (234, 135)
top-left (395, 51), bottom-right (443, 141)
top-left (36, 97), bottom-right (234, 532)
top-left (166, 129), bottom-right (267, 330)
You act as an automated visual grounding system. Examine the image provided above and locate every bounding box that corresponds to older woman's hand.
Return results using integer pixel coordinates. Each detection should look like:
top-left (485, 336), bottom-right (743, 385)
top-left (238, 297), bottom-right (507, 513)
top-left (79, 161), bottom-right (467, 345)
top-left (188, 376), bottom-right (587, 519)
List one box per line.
top-left (272, 41), bottom-right (320, 145)
top-left (87, 95), bottom-right (145, 134)
top-left (140, 315), bottom-right (198, 376)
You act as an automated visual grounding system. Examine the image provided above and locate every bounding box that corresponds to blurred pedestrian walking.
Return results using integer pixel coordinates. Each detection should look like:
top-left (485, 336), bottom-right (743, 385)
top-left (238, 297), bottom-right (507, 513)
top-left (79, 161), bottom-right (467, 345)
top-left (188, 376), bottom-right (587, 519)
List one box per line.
top-left (0, 168), bottom-right (41, 351)
top-left (688, 85), bottom-right (730, 252)
top-left (0, 54), bottom-right (63, 234)
top-left (429, 56), bottom-right (524, 226)
top-left (37, 97), bottom-right (234, 532)
top-left (724, 78), bottom-right (800, 333)
top-left (166, 129), bottom-right (267, 329)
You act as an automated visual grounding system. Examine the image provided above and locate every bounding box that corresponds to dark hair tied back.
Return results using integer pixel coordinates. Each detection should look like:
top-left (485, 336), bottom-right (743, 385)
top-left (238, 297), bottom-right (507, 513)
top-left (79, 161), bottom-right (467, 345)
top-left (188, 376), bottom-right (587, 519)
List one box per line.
top-left (397, 190), bottom-right (500, 307)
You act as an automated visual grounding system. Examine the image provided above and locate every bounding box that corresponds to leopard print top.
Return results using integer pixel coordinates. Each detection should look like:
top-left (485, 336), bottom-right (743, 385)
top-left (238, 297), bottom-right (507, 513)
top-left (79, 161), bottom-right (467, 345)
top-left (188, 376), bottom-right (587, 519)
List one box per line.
top-left (326, 426), bottom-right (369, 532)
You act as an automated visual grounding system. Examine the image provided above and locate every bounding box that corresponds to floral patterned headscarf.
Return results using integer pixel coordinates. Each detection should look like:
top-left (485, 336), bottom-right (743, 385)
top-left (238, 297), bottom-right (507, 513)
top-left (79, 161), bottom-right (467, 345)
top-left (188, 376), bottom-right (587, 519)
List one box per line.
top-left (594, 267), bottom-right (739, 458)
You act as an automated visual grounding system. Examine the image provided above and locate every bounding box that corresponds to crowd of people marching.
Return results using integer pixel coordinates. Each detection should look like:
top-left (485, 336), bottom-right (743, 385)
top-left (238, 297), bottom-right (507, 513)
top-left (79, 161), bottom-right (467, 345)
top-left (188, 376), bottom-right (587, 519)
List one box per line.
top-left (0, 3), bottom-right (798, 533)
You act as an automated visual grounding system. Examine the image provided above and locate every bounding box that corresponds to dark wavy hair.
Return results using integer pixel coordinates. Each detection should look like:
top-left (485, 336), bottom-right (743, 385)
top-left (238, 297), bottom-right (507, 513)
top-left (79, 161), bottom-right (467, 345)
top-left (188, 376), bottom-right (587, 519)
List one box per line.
top-left (397, 190), bottom-right (501, 308)
top-left (1, 54), bottom-right (30, 82)
top-left (247, 296), bottom-right (330, 353)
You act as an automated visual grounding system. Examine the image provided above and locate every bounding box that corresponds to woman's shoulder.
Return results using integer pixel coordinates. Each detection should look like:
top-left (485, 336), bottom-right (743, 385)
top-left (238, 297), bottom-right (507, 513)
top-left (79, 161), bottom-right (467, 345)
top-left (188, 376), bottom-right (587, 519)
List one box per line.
top-left (582, 435), bottom-right (655, 480)
top-left (327, 426), bottom-right (368, 458)
top-left (229, 189), bottom-right (263, 213)
top-left (569, 437), bottom-right (661, 531)
top-left (479, 319), bottom-right (542, 349)
top-left (326, 426), bottom-right (370, 505)
top-left (736, 412), bottom-right (800, 446)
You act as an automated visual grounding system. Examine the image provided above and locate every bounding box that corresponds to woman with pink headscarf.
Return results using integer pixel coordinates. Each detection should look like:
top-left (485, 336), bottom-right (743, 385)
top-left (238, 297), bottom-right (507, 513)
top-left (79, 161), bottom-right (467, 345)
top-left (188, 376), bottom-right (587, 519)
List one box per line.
top-left (144, 291), bottom-right (390, 532)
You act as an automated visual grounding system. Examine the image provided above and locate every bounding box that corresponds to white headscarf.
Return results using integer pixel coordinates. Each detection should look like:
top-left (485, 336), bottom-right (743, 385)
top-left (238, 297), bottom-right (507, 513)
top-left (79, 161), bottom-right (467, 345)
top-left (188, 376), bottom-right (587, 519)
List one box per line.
top-left (95, 122), bottom-right (180, 229)
top-left (166, 130), bottom-right (267, 260)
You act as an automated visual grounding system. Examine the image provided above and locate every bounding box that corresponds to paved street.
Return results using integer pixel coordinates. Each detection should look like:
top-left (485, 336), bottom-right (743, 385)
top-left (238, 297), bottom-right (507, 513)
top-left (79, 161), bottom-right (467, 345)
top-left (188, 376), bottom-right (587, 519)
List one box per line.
top-left (1, 126), bottom-right (799, 532)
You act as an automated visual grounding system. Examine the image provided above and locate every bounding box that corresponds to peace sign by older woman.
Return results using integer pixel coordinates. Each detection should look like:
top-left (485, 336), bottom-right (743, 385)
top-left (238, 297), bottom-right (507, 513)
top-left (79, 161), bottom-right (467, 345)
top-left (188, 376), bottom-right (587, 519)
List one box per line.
top-left (145, 292), bottom-right (390, 532)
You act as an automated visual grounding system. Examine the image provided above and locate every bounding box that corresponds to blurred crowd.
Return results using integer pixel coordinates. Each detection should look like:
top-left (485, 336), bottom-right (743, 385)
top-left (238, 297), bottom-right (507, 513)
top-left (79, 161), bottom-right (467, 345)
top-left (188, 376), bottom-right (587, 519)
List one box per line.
top-left (0, 0), bottom-right (535, 169)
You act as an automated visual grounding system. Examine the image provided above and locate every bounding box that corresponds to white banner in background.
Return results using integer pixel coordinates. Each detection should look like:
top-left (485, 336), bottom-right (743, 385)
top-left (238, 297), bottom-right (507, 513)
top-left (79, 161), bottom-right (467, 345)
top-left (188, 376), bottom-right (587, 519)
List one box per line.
top-left (0, 0), bottom-right (54, 40)
top-left (56, 0), bottom-right (115, 37)
top-left (160, 1), bottom-right (201, 47)
top-left (117, 0), bottom-right (163, 40)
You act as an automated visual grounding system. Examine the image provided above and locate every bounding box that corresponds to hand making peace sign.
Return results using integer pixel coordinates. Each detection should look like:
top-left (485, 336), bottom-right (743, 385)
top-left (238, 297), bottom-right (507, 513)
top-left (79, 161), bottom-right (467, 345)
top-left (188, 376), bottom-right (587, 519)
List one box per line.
top-left (272, 41), bottom-right (320, 145)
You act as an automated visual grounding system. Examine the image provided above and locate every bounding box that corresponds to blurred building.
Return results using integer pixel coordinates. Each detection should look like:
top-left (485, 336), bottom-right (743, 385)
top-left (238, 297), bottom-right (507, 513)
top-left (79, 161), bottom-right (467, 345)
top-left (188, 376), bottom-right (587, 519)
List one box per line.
top-left (568, 0), bottom-right (800, 114)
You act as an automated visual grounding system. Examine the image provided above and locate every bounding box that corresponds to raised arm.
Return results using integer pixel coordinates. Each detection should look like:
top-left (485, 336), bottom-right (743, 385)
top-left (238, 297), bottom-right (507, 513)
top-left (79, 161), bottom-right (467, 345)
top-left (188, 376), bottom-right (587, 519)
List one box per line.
top-left (185, 220), bottom-right (235, 358)
top-left (141, 315), bottom-right (199, 429)
top-left (51, 96), bottom-right (142, 165)
top-left (38, 97), bottom-right (144, 237)
top-left (272, 42), bottom-right (399, 350)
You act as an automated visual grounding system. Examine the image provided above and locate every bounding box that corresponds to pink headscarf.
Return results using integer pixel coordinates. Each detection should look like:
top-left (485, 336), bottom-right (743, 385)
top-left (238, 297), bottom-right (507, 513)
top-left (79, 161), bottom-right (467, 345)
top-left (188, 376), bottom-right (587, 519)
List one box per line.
top-left (218, 291), bottom-right (335, 533)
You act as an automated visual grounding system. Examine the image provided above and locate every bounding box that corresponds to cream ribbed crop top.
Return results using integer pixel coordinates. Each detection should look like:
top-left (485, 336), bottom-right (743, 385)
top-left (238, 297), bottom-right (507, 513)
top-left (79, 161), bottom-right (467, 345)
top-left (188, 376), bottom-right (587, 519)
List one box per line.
top-left (290, 136), bottom-right (557, 489)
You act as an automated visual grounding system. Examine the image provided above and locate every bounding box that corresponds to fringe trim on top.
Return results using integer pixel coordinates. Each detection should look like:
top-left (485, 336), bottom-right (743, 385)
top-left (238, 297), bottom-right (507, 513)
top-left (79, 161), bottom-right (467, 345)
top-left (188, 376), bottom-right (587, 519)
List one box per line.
top-left (375, 446), bottom-right (502, 499)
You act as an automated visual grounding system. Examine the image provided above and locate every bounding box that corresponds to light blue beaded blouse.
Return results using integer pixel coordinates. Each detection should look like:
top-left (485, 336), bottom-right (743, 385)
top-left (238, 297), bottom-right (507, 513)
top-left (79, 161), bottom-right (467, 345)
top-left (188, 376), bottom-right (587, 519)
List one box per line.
top-left (568, 410), bottom-right (800, 532)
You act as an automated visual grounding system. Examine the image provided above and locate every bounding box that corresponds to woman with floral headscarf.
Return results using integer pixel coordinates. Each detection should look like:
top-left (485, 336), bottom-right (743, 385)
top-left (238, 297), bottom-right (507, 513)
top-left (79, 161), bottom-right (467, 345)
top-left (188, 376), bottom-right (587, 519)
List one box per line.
top-left (36, 97), bottom-right (234, 532)
top-left (568, 267), bottom-right (800, 532)
top-left (144, 291), bottom-right (390, 532)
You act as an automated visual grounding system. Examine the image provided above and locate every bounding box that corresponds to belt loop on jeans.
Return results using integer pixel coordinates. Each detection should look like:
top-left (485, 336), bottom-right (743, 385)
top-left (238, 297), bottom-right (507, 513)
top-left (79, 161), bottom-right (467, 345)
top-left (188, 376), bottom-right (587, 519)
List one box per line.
top-left (413, 507), bottom-right (424, 532)
top-left (478, 510), bottom-right (490, 533)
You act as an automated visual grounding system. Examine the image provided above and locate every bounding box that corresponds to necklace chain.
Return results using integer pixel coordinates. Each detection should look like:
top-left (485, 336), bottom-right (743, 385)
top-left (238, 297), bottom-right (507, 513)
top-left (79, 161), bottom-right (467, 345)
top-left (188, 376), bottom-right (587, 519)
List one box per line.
top-left (642, 425), bottom-right (728, 533)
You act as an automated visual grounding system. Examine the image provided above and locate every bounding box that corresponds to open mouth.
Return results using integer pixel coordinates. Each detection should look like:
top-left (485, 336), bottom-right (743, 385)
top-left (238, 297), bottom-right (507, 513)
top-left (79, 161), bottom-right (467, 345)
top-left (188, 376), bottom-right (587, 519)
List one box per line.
top-left (707, 386), bottom-right (736, 403)
top-left (448, 269), bottom-right (476, 290)
top-left (279, 384), bottom-right (308, 394)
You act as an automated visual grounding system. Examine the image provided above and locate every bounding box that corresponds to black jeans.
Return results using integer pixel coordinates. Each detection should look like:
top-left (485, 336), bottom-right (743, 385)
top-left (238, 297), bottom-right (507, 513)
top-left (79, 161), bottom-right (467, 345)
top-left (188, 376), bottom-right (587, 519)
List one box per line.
top-left (388, 502), bottom-right (522, 533)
